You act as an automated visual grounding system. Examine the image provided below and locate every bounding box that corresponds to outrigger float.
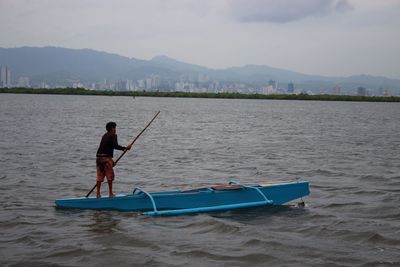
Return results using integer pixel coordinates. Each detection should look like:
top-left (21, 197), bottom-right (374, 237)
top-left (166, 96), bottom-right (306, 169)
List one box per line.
top-left (55, 180), bottom-right (310, 216)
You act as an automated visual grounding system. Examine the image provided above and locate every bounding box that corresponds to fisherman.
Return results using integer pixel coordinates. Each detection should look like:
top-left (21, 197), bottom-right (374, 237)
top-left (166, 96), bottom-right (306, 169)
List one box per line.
top-left (96, 122), bottom-right (132, 198)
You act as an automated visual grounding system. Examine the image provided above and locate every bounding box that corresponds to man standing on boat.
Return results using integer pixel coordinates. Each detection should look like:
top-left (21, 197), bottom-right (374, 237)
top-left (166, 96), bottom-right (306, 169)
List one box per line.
top-left (96, 122), bottom-right (132, 198)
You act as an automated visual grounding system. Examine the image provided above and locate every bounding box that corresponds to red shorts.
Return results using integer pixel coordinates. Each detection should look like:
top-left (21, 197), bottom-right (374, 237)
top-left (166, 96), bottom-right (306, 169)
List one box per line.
top-left (96, 157), bottom-right (114, 182)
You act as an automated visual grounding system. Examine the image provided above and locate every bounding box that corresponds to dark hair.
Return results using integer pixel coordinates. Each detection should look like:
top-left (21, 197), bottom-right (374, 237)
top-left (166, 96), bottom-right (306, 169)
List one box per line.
top-left (106, 122), bottom-right (117, 131)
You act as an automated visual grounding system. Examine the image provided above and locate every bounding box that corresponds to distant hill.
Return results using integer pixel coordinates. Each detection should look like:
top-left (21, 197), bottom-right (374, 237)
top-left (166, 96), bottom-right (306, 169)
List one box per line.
top-left (0, 46), bottom-right (156, 83)
top-left (1, 46), bottom-right (399, 94)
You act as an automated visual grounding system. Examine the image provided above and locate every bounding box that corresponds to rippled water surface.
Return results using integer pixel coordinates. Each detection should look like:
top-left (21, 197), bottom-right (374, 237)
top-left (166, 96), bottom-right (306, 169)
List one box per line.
top-left (1, 94), bottom-right (399, 267)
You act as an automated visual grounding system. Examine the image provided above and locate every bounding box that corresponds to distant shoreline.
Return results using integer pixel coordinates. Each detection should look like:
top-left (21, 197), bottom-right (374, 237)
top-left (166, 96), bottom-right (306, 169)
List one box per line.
top-left (1, 87), bottom-right (399, 102)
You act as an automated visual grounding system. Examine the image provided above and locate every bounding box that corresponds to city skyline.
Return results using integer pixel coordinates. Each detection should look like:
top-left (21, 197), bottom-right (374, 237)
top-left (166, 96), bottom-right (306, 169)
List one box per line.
top-left (1, 45), bottom-right (399, 96)
top-left (0, 62), bottom-right (393, 97)
top-left (1, 0), bottom-right (400, 80)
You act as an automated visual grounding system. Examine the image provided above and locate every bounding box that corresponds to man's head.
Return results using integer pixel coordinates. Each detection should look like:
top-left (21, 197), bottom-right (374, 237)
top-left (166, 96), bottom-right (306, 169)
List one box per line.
top-left (106, 122), bottom-right (117, 132)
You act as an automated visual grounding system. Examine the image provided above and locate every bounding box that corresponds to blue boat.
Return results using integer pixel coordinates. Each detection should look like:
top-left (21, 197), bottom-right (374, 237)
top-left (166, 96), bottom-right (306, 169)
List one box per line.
top-left (55, 180), bottom-right (310, 216)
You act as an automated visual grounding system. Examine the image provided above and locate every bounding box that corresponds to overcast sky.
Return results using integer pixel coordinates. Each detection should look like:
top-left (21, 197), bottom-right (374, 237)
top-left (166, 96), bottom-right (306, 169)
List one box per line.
top-left (1, 0), bottom-right (400, 79)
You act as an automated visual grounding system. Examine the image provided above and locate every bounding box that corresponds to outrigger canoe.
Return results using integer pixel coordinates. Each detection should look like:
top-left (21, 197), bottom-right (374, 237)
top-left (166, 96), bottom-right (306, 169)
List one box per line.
top-left (55, 180), bottom-right (310, 216)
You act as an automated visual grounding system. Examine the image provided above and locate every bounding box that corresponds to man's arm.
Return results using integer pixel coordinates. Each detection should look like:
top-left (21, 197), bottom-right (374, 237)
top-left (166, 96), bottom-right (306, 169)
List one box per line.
top-left (113, 135), bottom-right (126, 151)
top-left (113, 135), bottom-right (132, 151)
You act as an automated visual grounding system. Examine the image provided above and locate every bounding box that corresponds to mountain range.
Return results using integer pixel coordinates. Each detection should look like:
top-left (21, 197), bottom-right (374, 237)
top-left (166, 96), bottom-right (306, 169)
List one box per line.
top-left (1, 46), bottom-right (399, 94)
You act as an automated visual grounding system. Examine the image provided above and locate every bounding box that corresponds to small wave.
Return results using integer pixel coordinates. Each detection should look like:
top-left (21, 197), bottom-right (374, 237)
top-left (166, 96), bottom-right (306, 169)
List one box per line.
top-left (171, 249), bottom-right (278, 264)
top-left (45, 247), bottom-right (89, 258)
top-left (359, 260), bottom-right (400, 267)
top-left (302, 168), bottom-right (345, 177)
top-left (321, 202), bottom-right (364, 209)
top-left (377, 212), bottom-right (400, 220)
top-left (351, 189), bottom-right (388, 196)
top-left (242, 238), bottom-right (282, 248)
top-left (363, 233), bottom-right (400, 246)
top-left (211, 205), bottom-right (298, 220)
top-left (357, 174), bottom-right (387, 183)
top-left (306, 212), bottom-right (337, 220)
top-left (188, 218), bottom-right (241, 235)
top-left (311, 183), bottom-right (359, 192)
top-left (386, 180), bottom-right (400, 187)
top-left (8, 260), bottom-right (67, 267)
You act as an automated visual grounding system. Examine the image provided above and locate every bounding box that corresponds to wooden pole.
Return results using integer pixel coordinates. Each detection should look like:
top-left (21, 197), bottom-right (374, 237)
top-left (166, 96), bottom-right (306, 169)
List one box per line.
top-left (114, 111), bottom-right (160, 166)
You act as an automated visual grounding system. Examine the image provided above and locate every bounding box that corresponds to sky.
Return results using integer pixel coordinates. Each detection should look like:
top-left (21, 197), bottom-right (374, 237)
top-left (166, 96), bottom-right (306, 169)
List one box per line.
top-left (1, 0), bottom-right (400, 79)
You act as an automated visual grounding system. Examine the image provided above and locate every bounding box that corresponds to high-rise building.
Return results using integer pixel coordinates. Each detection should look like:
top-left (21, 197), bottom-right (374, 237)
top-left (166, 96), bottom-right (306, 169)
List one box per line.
top-left (0, 65), bottom-right (12, 87)
top-left (0, 66), bottom-right (6, 87)
top-left (116, 80), bottom-right (130, 91)
top-left (268, 80), bottom-right (277, 90)
top-left (146, 78), bottom-right (152, 90)
top-left (151, 75), bottom-right (160, 89)
top-left (287, 82), bottom-right (294, 93)
top-left (357, 87), bottom-right (367, 96)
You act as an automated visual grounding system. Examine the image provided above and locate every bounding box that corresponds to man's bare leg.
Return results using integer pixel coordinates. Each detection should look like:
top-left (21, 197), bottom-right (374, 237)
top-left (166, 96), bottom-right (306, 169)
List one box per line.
top-left (107, 180), bottom-right (115, 197)
top-left (96, 181), bottom-right (102, 198)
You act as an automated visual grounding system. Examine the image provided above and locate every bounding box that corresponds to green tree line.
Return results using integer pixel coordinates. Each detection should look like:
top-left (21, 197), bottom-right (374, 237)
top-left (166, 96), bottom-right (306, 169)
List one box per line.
top-left (1, 87), bottom-right (399, 102)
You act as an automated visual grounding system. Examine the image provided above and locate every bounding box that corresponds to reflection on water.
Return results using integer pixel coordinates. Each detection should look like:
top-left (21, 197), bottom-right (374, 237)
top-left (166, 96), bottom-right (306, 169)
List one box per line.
top-left (88, 212), bottom-right (120, 234)
top-left (211, 205), bottom-right (307, 223)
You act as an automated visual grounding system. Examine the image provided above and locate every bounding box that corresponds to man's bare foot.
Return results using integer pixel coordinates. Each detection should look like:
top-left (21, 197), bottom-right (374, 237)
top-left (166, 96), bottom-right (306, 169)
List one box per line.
top-left (96, 194), bottom-right (101, 198)
top-left (109, 193), bottom-right (115, 198)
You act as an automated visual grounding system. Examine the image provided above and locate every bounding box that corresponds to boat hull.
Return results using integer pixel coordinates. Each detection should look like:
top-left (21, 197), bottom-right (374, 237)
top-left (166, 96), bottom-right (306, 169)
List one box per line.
top-left (55, 181), bottom-right (310, 214)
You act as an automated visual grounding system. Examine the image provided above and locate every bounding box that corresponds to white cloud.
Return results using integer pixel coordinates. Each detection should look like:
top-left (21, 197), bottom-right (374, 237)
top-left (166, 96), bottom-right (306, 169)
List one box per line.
top-left (227, 0), bottom-right (354, 23)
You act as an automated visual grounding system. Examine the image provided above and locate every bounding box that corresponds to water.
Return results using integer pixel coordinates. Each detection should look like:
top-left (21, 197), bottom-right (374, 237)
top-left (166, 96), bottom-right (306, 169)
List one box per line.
top-left (1, 94), bottom-right (399, 267)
